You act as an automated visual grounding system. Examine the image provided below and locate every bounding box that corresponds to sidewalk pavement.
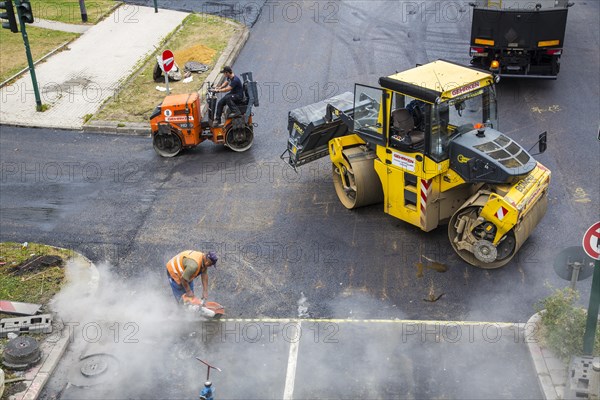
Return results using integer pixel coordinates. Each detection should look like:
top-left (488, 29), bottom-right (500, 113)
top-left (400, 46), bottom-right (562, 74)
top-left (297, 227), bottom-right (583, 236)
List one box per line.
top-left (0, 6), bottom-right (188, 130)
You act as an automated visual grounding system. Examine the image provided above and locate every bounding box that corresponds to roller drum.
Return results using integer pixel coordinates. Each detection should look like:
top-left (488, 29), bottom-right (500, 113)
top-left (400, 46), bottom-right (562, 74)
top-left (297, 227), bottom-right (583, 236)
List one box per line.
top-left (332, 147), bottom-right (383, 209)
top-left (449, 190), bottom-right (548, 269)
top-left (511, 189), bottom-right (548, 258)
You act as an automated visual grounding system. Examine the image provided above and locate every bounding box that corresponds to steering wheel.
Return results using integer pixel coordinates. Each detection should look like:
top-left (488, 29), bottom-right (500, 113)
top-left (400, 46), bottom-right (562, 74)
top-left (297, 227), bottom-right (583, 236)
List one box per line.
top-left (455, 101), bottom-right (466, 117)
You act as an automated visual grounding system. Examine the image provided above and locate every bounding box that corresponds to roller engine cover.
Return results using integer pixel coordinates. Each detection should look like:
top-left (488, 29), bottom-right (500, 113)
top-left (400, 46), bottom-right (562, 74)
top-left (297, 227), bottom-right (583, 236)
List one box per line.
top-left (450, 127), bottom-right (537, 184)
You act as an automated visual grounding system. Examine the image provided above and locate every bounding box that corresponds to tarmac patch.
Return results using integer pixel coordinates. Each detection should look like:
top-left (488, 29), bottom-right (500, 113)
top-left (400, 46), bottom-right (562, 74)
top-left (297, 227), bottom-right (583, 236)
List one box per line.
top-left (10, 255), bottom-right (63, 276)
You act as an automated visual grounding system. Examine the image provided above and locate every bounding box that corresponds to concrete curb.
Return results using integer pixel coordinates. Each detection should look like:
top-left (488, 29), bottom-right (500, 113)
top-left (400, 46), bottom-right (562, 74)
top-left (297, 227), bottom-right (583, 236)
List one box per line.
top-left (527, 311), bottom-right (568, 400)
top-left (8, 252), bottom-right (99, 400)
top-left (82, 21), bottom-right (250, 136)
top-left (82, 121), bottom-right (151, 136)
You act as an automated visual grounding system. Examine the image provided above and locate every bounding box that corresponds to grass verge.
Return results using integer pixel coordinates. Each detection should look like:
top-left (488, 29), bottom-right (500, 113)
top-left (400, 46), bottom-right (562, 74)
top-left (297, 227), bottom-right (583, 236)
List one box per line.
top-left (0, 27), bottom-right (79, 83)
top-left (31, 0), bottom-right (118, 24)
top-left (0, 242), bottom-right (74, 318)
top-left (95, 14), bottom-right (239, 123)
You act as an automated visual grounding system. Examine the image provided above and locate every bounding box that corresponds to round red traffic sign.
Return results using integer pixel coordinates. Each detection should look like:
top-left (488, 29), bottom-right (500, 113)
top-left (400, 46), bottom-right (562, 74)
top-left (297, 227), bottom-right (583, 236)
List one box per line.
top-left (582, 221), bottom-right (600, 260)
top-left (162, 50), bottom-right (175, 73)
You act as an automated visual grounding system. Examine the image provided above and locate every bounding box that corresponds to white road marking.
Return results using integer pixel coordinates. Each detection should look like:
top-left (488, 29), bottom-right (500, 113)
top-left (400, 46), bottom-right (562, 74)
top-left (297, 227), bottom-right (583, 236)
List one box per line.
top-left (283, 320), bottom-right (301, 400)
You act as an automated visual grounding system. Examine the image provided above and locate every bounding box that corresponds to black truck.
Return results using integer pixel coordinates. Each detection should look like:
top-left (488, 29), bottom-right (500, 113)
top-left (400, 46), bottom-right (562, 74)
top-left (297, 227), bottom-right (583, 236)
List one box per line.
top-left (469, 0), bottom-right (572, 79)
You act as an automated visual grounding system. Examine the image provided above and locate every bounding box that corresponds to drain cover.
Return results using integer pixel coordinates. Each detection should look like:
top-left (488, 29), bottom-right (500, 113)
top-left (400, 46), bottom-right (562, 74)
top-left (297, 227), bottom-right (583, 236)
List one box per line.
top-left (69, 353), bottom-right (119, 388)
top-left (2, 336), bottom-right (42, 370)
top-left (80, 356), bottom-right (108, 377)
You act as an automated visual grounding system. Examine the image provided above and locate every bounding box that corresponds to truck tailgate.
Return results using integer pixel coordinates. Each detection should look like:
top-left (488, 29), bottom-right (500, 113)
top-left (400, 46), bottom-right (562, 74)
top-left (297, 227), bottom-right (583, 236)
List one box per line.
top-left (471, 8), bottom-right (568, 50)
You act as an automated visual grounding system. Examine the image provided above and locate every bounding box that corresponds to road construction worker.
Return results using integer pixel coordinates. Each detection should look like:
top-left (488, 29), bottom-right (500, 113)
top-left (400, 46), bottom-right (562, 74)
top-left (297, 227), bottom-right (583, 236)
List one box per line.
top-left (166, 250), bottom-right (218, 305)
top-left (211, 65), bottom-right (243, 126)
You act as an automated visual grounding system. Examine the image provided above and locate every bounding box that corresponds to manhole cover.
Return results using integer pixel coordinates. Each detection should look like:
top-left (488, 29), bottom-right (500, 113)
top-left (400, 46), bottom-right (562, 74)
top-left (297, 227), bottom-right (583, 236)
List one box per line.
top-left (80, 356), bottom-right (108, 377)
top-left (2, 336), bottom-right (42, 370)
top-left (69, 353), bottom-right (120, 388)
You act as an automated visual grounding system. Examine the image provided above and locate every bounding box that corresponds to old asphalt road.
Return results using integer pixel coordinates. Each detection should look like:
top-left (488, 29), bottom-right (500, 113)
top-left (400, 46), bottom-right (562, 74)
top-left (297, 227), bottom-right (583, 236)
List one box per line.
top-left (1, 0), bottom-right (598, 398)
top-left (123, 0), bottom-right (265, 26)
top-left (42, 319), bottom-right (540, 399)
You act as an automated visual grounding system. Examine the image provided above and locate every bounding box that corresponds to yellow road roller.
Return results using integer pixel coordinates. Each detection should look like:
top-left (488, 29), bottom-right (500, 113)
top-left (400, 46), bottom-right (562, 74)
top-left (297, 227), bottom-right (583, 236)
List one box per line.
top-left (281, 60), bottom-right (550, 268)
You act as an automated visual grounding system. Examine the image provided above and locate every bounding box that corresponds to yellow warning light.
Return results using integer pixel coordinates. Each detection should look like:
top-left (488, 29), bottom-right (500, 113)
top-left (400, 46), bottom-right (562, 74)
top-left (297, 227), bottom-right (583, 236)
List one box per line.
top-left (475, 38), bottom-right (495, 46)
top-left (538, 40), bottom-right (560, 47)
top-left (490, 60), bottom-right (500, 69)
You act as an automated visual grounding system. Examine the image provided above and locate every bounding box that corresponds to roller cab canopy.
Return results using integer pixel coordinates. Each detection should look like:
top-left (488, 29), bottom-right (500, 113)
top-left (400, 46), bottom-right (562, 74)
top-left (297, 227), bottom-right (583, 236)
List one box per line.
top-left (282, 60), bottom-right (498, 170)
top-left (379, 60), bottom-right (495, 103)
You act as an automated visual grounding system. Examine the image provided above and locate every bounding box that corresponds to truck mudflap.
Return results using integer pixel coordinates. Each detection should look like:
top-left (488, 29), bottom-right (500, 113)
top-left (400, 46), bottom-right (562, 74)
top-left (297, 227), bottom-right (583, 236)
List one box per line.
top-left (281, 92), bottom-right (354, 170)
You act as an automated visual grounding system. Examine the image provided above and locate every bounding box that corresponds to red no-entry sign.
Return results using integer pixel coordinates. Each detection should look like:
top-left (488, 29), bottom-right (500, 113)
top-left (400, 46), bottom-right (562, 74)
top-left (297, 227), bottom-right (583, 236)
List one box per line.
top-left (582, 221), bottom-right (600, 260)
top-left (162, 50), bottom-right (175, 73)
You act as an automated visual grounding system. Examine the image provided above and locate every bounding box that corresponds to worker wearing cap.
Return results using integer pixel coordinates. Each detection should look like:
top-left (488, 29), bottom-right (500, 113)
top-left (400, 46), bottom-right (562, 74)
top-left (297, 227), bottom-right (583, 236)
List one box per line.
top-left (212, 65), bottom-right (243, 126)
top-left (166, 250), bottom-right (218, 305)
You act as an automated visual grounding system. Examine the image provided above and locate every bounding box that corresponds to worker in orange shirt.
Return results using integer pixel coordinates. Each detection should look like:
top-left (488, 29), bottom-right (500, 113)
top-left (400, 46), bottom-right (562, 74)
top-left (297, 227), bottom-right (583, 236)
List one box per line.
top-left (166, 250), bottom-right (218, 306)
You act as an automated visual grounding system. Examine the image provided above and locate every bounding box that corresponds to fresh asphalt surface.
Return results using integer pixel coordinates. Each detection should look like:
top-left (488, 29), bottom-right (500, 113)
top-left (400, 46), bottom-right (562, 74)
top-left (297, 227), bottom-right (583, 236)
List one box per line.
top-left (1, 0), bottom-right (598, 398)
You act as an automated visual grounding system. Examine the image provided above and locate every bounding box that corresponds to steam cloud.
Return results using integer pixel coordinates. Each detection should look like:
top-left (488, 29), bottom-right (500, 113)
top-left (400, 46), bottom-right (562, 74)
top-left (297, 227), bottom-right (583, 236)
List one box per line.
top-left (49, 260), bottom-right (210, 399)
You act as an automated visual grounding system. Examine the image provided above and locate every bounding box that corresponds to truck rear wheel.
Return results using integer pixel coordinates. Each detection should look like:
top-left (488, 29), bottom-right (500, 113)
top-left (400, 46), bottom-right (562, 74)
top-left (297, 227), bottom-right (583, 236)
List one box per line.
top-left (332, 147), bottom-right (383, 209)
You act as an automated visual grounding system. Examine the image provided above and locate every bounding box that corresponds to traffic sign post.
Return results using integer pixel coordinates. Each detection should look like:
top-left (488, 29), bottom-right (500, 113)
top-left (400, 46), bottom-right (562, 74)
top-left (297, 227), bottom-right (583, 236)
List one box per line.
top-left (582, 221), bottom-right (600, 356)
top-left (162, 49), bottom-right (174, 95)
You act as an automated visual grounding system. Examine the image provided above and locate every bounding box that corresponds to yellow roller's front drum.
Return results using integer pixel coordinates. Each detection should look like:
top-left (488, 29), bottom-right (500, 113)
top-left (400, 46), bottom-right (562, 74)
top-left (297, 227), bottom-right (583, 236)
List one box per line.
top-left (332, 147), bottom-right (383, 209)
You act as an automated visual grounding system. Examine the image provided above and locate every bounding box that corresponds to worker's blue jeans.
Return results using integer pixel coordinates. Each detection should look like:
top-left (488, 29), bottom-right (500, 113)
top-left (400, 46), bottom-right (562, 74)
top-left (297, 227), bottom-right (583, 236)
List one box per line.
top-left (168, 272), bottom-right (193, 303)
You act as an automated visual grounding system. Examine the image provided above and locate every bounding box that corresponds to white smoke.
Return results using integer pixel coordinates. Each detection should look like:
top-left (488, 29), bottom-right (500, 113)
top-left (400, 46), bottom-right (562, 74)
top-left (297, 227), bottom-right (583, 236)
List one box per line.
top-left (48, 260), bottom-right (210, 399)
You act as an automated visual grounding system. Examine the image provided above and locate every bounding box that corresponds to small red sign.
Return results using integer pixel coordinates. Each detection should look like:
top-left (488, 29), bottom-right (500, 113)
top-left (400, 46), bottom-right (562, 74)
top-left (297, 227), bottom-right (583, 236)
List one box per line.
top-left (162, 50), bottom-right (175, 73)
top-left (582, 221), bottom-right (600, 260)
